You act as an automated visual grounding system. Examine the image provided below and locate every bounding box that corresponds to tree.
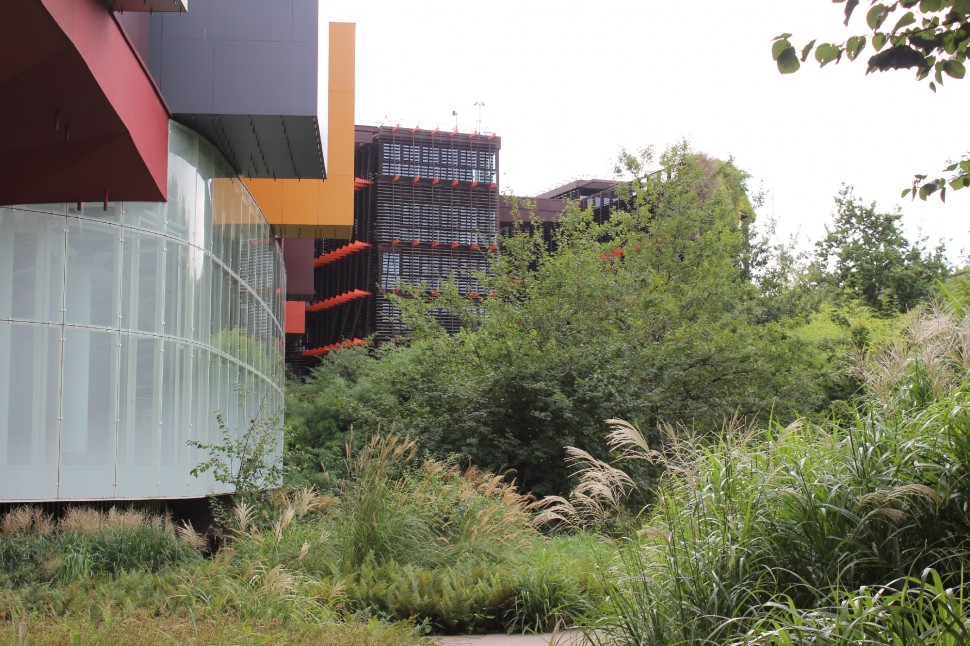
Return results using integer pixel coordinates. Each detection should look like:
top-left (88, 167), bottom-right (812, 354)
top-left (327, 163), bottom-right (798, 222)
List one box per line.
top-left (287, 142), bottom-right (832, 498)
top-left (393, 142), bottom-right (827, 496)
top-left (815, 186), bottom-right (949, 314)
top-left (771, 0), bottom-right (970, 200)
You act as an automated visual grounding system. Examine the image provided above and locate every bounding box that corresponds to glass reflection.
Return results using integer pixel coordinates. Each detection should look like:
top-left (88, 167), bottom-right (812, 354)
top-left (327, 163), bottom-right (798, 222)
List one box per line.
top-left (0, 122), bottom-right (284, 501)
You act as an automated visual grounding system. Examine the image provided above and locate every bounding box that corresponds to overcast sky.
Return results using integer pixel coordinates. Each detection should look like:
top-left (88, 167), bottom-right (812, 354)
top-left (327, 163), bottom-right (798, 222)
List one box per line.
top-left (327, 0), bottom-right (970, 262)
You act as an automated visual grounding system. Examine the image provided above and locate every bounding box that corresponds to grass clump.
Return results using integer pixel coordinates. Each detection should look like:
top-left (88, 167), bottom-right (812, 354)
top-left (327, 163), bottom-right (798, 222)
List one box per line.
top-left (0, 506), bottom-right (201, 590)
top-left (535, 302), bottom-right (970, 644)
top-left (2, 610), bottom-right (431, 646)
top-left (221, 431), bottom-right (603, 634)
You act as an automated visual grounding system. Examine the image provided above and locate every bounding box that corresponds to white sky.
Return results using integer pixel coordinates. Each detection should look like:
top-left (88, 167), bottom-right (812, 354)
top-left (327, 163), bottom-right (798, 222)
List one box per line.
top-left (326, 0), bottom-right (970, 263)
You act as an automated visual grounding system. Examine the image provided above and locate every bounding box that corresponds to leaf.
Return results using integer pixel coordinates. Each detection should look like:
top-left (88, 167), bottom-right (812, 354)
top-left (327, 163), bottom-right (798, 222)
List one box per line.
top-left (950, 174), bottom-right (970, 190)
top-left (773, 33), bottom-right (793, 41)
top-left (844, 0), bottom-right (861, 25)
top-left (873, 33), bottom-right (888, 51)
top-left (868, 45), bottom-right (927, 71)
top-left (776, 45), bottom-right (802, 73)
top-left (955, 0), bottom-right (970, 13)
top-left (901, 188), bottom-right (913, 198)
top-left (801, 39), bottom-right (817, 62)
top-left (846, 36), bottom-right (867, 61)
top-left (772, 39), bottom-right (791, 60)
top-left (919, 0), bottom-right (943, 11)
top-left (866, 4), bottom-right (890, 30)
top-left (943, 60), bottom-right (966, 79)
top-left (892, 11), bottom-right (916, 32)
top-left (815, 43), bottom-right (842, 66)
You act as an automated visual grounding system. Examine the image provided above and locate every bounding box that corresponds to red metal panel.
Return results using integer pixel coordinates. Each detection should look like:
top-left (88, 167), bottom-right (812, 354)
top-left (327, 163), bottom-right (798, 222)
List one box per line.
top-left (0, 0), bottom-right (169, 206)
top-left (281, 238), bottom-right (315, 297)
top-left (285, 301), bottom-right (306, 335)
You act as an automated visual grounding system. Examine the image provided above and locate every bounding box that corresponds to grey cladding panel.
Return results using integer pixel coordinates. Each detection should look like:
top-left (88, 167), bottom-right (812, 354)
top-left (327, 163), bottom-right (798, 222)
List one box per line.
top-left (147, 0), bottom-right (322, 180)
top-left (147, 0), bottom-right (318, 117)
top-left (213, 41), bottom-right (316, 116)
top-left (154, 0), bottom-right (314, 41)
top-left (292, 0), bottom-right (318, 43)
top-left (206, 2), bottom-right (295, 41)
top-left (159, 38), bottom-right (214, 113)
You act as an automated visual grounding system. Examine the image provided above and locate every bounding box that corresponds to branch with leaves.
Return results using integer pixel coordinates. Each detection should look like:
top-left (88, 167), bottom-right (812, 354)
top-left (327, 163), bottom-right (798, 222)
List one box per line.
top-left (771, 0), bottom-right (970, 200)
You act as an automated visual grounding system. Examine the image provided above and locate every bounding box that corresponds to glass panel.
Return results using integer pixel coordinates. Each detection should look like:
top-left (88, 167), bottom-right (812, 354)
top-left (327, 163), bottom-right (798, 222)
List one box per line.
top-left (60, 328), bottom-right (117, 497)
top-left (65, 218), bottom-right (120, 328)
top-left (127, 200), bottom-right (165, 235)
top-left (135, 336), bottom-right (160, 468)
top-left (209, 257), bottom-right (222, 344)
top-left (125, 232), bottom-right (165, 334)
top-left (158, 339), bottom-right (182, 490)
top-left (188, 346), bottom-right (211, 495)
top-left (210, 180), bottom-right (225, 265)
top-left (78, 201), bottom-right (122, 225)
top-left (0, 124), bottom-right (286, 501)
top-left (192, 250), bottom-right (211, 344)
top-left (167, 123), bottom-right (196, 243)
top-left (2, 210), bottom-right (64, 324)
top-left (163, 242), bottom-right (184, 339)
top-left (0, 323), bottom-right (60, 500)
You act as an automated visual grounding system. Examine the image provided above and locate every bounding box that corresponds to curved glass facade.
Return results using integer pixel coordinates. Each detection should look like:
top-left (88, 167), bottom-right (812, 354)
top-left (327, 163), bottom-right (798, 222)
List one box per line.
top-left (0, 123), bottom-right (285, 501)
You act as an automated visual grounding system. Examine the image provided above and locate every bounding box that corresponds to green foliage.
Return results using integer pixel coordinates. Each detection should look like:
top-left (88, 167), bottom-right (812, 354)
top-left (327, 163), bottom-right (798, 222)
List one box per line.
top-left (742, 570), bottom-right (970, 645)
top-left (793, 302), bottom-right (900, 414)
top-left (0, 441), bottom-right (602, 637)
top-left (283, 348), bottom-right (399, 491)
top-left (347, 560), bottom-right (517, 633)
top-left (771, 1), bottom-right (970, 200)
top-left (190, 404), bottom-right (284, 530)
top-left (289, 141), bottom-right (830, 498)
top-left (815, 186), bottom-right (949, 315)
top-left (221, 433), bottom-right (602, 635)
top-left (777, 0), bottom-right (970, 88)
top-left (560, 303), bottom-right (970, 645)
top-left (2, 610), bottom-right (431, 646)
top-left (0, 507), bottom-right (201, 590)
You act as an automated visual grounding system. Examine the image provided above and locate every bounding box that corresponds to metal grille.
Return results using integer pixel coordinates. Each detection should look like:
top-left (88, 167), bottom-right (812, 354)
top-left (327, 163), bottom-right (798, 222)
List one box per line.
top-left (305, 126), bottom-right (500, 348)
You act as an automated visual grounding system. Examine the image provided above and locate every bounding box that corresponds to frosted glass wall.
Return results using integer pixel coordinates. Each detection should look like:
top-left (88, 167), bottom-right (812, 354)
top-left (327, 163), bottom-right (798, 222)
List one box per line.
top-left (0, 122), bottom-right (285, 501)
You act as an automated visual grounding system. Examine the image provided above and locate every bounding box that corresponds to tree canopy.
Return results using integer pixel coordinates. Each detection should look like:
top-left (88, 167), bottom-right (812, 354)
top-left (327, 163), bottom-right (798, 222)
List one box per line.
top-left (815, 186), bottom-right (950, 314)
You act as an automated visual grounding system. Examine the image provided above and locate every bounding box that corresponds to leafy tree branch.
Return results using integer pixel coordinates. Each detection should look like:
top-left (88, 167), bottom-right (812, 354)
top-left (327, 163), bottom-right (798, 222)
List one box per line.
top-left (771, 0), bottom-right (970, 200)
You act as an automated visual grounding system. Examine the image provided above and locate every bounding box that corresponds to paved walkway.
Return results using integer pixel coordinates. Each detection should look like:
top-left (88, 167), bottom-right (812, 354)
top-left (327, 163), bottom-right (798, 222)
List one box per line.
top-left (437, 630), bottom-right (587, 645)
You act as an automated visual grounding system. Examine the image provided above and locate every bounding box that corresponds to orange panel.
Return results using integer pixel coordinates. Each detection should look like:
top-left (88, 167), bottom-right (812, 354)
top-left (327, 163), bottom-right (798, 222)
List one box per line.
top-left (281, 179), bottom-right (319, 228)
top-left (243, 22), bottom-right (355, 239)
top-left (317, 22), bottom-right (355, 238)
top-left (243, 178), bottom-right (284, 222)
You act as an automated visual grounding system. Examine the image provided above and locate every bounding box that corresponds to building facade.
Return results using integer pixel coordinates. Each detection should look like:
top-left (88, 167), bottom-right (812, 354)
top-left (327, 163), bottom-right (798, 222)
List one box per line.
top-left (0, 1), bottom-right (355, 501)
top-left (290, 125), bottom-right (500, 366)
top-left (498, 179), bottom-right (620, 250)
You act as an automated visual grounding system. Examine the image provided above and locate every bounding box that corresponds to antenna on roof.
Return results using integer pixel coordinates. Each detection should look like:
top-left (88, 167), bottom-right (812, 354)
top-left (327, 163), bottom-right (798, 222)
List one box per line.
top-left (474, 101), bottom-right (485, 132)
top-left (452, 110), bottom-right (458, 130)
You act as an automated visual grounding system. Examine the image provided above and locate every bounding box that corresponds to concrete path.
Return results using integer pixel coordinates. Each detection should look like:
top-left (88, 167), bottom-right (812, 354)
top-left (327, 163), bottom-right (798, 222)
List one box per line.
top-left (437, 630), bottom-right (587, 645)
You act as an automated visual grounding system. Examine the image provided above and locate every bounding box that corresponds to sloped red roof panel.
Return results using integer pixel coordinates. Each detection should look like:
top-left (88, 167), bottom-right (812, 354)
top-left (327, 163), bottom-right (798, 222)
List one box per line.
top-left (0, 0), bottom-right (169, 206)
